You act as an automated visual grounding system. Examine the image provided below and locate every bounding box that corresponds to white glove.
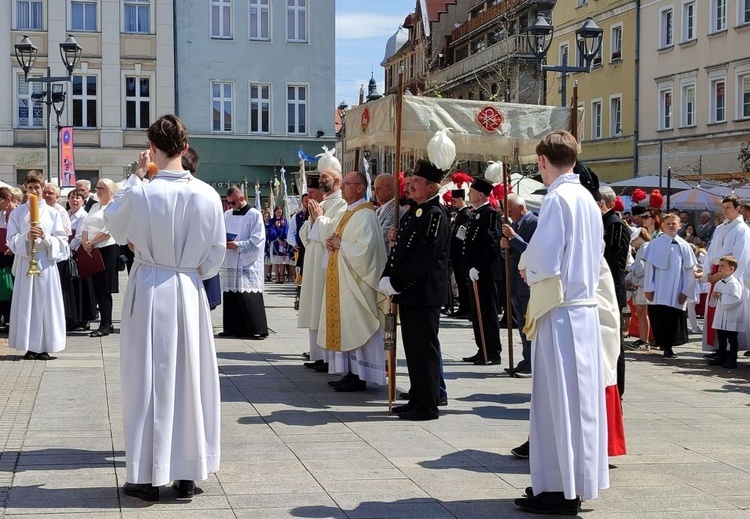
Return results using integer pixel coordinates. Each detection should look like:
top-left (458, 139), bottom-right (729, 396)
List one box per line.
top-left (379, 276), bottom-right (399, 296)
top-left (469, 267), bottom-right (480, 282)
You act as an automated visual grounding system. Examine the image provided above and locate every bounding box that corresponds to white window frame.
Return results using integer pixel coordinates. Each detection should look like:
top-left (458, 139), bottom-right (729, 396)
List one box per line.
top-left (211, 81), bottom-right (234, 133)
top-left (682, 0), bottom-right (696, 41)
top-left (559, 42), bottom-right (569, 65)
top-left (658, 86), bottom-right (673, 130)
top-left (286, 83), bottom-right (308, 135)
top-left (69, 0), bottom-right (98, 32)
top-left (681, 82), bottom-right (696, 127)
top-left (610, 23), bottom-right (622, 61)
top-left (736, 72), bottom-right (750, 120)
top-left (609, 95), bottom-right (622, 137)
top-left (122, 72), bottom-right (154, 130)
top-left (286, 0), bottom-right (307, 43)
top-left (248, 82), bottom-right (271, 134)
top-left (249, 0), bottom-right (270, 41)
top-left (15, 72), bottom-right (44, 129)
top-left (659, 6), bottom-right (674, 48)
top-left (591, 99), bottom-right (602, 140)
top-left (122, 0), bottom-right (151, 34)
top-left (71, 72), bottom-right (100, 129)
top-left (16, 0), bottom-right (43, 30)
top-left (711, 0), bottom-right (727, 33)
top-left (210, 0), bottom-right (233, 40)
top-left (739, 0), bottom-right (750, 25)
top-left (709, 76), bottom-right (727, 123)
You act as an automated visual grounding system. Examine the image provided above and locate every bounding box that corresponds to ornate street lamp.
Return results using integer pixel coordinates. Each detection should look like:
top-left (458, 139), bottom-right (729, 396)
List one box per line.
top-left (525, 15), bottom-right (603, 107)
top-left (14, 35), bottom-right (84, 185)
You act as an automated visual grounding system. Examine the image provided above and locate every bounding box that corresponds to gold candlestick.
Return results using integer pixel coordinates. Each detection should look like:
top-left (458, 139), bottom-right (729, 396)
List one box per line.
top-left (27, 221), bottom-right (42, 276)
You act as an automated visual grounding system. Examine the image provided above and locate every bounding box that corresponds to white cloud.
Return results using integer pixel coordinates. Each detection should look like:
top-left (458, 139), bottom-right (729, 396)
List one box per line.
top-left (336, 12), bottom-right (405, 39)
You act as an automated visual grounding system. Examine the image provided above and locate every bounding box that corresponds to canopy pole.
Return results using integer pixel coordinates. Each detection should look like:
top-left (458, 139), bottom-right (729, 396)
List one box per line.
top-left (386, 70), bottom-right (404, 415)
top-left (571, 81), bottom-right (579, 142)
top-left (503, 160), bottom-right (514, 376)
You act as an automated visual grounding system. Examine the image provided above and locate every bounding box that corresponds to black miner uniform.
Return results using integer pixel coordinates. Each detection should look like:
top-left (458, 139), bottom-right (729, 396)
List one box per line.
top-left (461, 177), bottom-right (503, 364)
top-left (449, 197), bottom-right (472, 316)
top-left (382, 160), bottom-right (451, 420)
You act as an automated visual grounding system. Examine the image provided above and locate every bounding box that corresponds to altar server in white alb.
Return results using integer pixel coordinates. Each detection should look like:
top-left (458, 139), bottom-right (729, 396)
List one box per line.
top-left (707, 255), bottom-right (744, 369)
top-left (642, 213), bottom-right (696, 359)
top-left (104, 115), bottom-right (226, 503)
top-left (318, 171), bottom-right (387, 391)
top-left (219, 185), bottom-right (268, 339)
top-left (297, 167), bottom-right (347, 369)
top-left (515, 131), bottom-right (608, 516)
top-left (8, 170), bottom-right (69, 360)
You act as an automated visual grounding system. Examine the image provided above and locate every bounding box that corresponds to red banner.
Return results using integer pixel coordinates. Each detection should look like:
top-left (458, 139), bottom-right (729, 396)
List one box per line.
top-left (59, 126), bottom-right (76, 187)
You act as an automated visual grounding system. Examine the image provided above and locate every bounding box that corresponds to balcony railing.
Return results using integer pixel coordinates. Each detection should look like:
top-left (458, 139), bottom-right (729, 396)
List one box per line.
top-left (428, 35), bottom-right (534, 89)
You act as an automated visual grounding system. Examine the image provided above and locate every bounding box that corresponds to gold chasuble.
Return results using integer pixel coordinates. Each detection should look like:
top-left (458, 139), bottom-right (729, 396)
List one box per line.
top-left (321, 202), bottom-right (387, 352)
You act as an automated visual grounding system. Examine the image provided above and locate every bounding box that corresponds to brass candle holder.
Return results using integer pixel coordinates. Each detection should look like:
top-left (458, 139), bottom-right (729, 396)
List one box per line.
top-left (27, 221), bottom-right (42, 276)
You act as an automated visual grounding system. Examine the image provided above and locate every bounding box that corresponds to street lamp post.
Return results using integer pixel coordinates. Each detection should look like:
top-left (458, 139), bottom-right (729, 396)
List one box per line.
top-left (15, 34), bottom-right (83, 185)
top-left (525, 15), bottom-right (603, 107)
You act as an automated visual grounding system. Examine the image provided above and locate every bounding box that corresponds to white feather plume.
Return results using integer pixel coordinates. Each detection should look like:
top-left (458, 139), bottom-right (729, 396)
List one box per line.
top-left (484, 161), bottom-right (504, 183)
top-left (427, 129), bottom-right (456, 171)
top-left (316, 145), bottom-right (342, 173)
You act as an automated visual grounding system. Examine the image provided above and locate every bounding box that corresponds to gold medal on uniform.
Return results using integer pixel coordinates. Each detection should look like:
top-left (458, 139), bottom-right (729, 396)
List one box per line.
top-left (416, 208), bottom-right (423, 217)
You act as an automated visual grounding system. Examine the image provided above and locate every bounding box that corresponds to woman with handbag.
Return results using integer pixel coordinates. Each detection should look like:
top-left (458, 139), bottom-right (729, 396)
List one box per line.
top-left (68, 189), bottom-right (97, 331)
top-left (82, 179), bottom-right (119, 337)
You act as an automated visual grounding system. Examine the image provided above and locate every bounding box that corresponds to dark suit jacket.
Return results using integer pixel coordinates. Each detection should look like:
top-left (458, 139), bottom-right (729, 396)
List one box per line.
top-left (459, 203), bottom-right (501, 279)
top-left (382, 196), bottom-right (451, 307)
top-left (449, 206), bottom-right (472, 266)
top-left (506, 211), bottom-right (538, 298)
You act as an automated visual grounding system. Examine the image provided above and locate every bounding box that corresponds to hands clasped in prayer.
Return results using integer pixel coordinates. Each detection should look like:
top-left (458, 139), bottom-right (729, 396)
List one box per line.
top-left (325, 233), bottom-right (341, 252)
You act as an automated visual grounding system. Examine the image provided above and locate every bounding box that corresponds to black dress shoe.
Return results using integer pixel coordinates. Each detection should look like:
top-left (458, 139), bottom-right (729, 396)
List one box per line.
top-left (474, 356), bottom-right (501, 365)
top-left (462, 353), bottom-right (482, 362)
top-left (216, 331), bottom-right (234, 338)
top-left (303, 359), bottom-right (324, 369)
top-left (36, 352), bottom-right (55, 361)
top-left (313, 362), bottom-right (330, 373)
top-left (90, 329), bottom-right (110, 337)
top-left (399, 391), bottom-right (411, 400)
top-left (334, 379), bottom-right (366, 392)
top-left (122, 482), bottom-right (159, 502)
top-left (392, 403), bottom-right (414, 414)
top-left (328, 373), bottom-right (356, 387)
top-left (525, 486), bottom-right (534, 497)
top-left (437, 396), bottom-right (448, 406)
top-left (708, 357), bottom-right (727, 366)
top-left (171, 480), bottom-right (195, 500)
top-left (23, 351), bottom-right (37, 360)
top-left (398, 408), bottom-right (439, 421)
top-left (301, 352), bottom-right (310, 359)
top-left (514, 492), bottom-right (580, 516)
top-left (171, 480), bottom-right (203, 496)
top-left (511, 440), bottom-right (529, 459)
top-left (703, 352), bottom-right (719, 359)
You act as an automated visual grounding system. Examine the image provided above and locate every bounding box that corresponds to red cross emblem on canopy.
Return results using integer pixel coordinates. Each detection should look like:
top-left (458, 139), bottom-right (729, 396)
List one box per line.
top-left (477, 105), bottom-right (504, 133)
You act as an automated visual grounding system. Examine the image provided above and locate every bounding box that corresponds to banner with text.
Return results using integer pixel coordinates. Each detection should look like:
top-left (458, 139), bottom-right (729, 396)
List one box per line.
top-left (59, 126), bottom-right (76, 187)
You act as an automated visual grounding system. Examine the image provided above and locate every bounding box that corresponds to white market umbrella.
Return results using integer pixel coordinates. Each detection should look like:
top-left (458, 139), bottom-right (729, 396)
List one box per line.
top-left (667, 188), bottom-right (723, 211)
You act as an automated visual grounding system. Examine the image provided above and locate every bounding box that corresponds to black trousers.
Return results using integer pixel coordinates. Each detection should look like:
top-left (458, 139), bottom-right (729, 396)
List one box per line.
top-left (400, 305), bottom-right (442, 414)
top-left (716, 329), bottom-right (739, 360)
top-left (468, 275), bottom-right (502, 357)
top-left (511, 294), bottom-right (531, 371)
top-left (453, 264), bottom-right (470, 312)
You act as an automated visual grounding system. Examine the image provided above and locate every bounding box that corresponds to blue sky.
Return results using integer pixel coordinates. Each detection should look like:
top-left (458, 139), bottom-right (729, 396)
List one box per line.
top-left (335, 0), bottom-right (411, 108)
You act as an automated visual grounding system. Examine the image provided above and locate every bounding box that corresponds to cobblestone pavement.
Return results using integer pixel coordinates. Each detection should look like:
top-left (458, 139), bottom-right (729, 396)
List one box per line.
top-left (1, 278), bottom-right (750, 518)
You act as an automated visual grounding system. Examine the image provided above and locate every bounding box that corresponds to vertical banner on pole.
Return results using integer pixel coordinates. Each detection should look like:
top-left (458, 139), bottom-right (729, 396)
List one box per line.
top-left (59, 126), bottom-right (76, 187)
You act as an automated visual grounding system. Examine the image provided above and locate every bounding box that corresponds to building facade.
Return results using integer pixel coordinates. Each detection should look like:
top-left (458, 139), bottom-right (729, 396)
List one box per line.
top-left (1, 0), bottom-right (175, 185)
top-left (175, 0), bottom-right (335, 193)
top-left (637, 0), bottom-right (750, 178)
top-left (546, 0), bottom-right (637, 182)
